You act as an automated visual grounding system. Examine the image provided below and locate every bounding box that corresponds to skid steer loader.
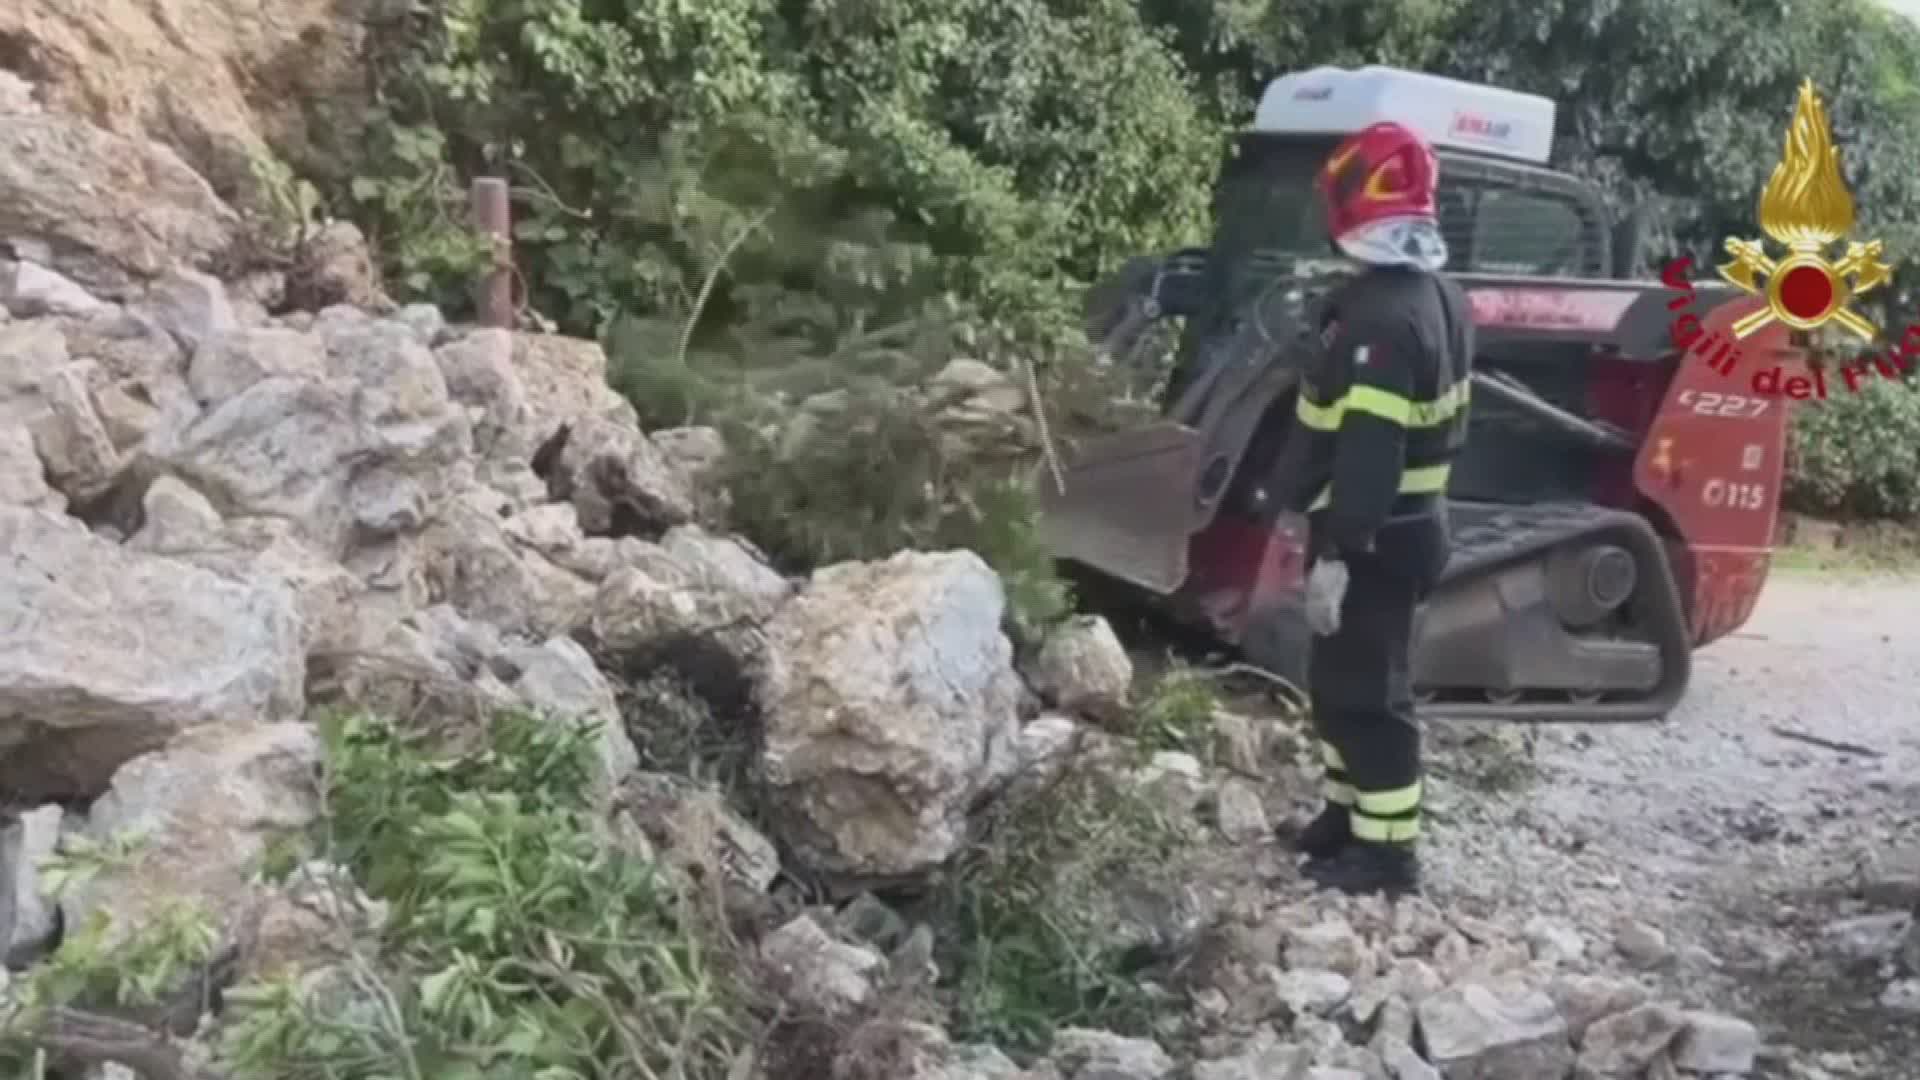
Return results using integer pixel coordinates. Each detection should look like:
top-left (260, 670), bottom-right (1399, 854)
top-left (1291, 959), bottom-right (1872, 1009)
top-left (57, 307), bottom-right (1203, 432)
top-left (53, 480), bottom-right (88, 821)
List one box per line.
top-left (1042, 65), bottom-right (1806, 722)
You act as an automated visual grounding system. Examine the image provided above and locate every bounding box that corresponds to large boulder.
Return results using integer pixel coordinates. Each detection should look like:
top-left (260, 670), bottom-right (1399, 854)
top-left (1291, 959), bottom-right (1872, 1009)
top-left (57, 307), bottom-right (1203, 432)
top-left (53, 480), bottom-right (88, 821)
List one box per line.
top-left (0, 80), bottom-right (238, 298)
top-left (144, 307), bottom-right (474, 558)
top-left (756, 550), bottom-right (1025, 881)
top-left (0, 507), bottom-right (304, 800)
top-left (63, 721), bottom-right (321, 951)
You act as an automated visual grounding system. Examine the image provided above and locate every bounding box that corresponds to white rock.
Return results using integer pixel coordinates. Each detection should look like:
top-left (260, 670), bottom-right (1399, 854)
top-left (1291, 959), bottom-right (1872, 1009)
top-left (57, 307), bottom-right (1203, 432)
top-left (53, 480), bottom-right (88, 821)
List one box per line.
top-left (1670, 1012), bottom-right (1759, 1074)
top-left (1369, 1032), bottom-right (1439, 1080)
top-left (758, 914), bottom-right (883, 1017)
top-left (1274, 968), bottom-right (1352, 1016)
top-left (1613, 919), bottom-right (1671, 968)
top-left (1525, 915), bottom-right (1588, 963)
top-left (500, 636), bottom-right (638, 804)
top-left (1287, 916), bottom-right (1367, 977)
top-left (1879, 977), bottom-right (1920, 1013)
top-left (1215, 778), bottom-right (1269, 841)
top-left (187, 326), bottom-right (327, 406)
top-left (3, 805), bottom-right (62, 956)
top-left (756, 550), bottom-right (1024, 878)
top-left (0, 424), bottom-right (61, 511)
top-left (616, 772), bottom-right (781, 893)
top-left (1030, 614), bottom-right (1132, 719)
top-left (1575, 1003), bottom-right (1686, 1078)
top-left (66, 722), bottom-right (320, 950)
top-left (141, 268), bottom-right (235, 353)
top-left (1821, 911), bottom-right (1912, 962)
top-left (1417, 979), bottom-right (1574, 1080)
top-left (1048, 1028), bottom-right (1174, 1079)
top-left (2, 260), bottom-right (107, 318)
top-left (0, 507), bottom-right (304, 800)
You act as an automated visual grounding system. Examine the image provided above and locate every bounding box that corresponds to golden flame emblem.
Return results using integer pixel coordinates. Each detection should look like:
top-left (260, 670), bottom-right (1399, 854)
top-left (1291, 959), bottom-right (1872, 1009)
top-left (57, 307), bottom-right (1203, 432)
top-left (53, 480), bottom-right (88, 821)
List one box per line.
top-left (1716, 80), bottom-right (1891, 342)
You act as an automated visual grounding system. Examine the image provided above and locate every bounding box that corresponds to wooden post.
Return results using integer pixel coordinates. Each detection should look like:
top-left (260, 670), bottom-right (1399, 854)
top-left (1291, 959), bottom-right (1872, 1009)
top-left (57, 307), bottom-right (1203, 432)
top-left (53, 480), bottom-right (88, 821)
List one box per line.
top-left (470, 177), bottom-right (512, 328)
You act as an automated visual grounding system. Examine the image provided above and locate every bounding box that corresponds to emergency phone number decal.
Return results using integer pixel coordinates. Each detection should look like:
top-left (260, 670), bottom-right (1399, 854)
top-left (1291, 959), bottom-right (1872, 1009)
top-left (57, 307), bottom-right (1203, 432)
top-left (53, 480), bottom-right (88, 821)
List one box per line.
top-left (1676, 390), bottom-right (1770, 419)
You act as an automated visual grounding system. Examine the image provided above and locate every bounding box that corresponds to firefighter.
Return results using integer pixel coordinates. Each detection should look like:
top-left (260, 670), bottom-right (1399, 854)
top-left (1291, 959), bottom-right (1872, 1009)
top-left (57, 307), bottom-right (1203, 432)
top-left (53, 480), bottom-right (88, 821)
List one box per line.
top-left (1276, 120), bottom-right (1474, 897)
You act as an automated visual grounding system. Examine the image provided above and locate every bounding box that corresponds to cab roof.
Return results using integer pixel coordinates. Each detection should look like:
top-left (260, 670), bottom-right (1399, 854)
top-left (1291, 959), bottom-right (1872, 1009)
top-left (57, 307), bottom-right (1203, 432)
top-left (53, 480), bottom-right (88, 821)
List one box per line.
top-left (1251, 65), bottom-right (1556, 167)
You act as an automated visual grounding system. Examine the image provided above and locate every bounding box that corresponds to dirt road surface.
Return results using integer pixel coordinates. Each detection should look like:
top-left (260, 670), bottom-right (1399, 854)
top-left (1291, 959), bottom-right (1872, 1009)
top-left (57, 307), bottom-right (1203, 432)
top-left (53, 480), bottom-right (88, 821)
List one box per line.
top-left (1421, 572), bottom-right (1920, 1078)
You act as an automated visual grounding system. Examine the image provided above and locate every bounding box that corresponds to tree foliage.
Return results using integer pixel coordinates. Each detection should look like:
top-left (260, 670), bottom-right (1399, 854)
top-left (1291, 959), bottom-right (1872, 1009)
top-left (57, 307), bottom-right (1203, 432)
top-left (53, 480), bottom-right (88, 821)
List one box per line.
top-left (338, 0), bottom-right (1920, 523)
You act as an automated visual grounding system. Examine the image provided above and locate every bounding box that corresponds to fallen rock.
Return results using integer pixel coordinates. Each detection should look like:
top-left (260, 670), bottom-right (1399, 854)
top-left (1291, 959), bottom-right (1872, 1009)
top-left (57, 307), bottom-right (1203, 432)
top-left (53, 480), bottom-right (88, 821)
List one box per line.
top-left (1192, 1034), bottom-right (1311, 1080)
top-left (1669, 1011), bottom-right (1759, 1074)
top-left (497, 636), bottom-right (638, 802)
top-left (1287, 916), bottom-right (1367, 978)
top-left (187, 325), bottom-right (327, 405)
top-left (1573, 1003), bottom-right (1685, 1078)
top-left (1370, 1032), bottom-right (1441, 1080)
top-left (1525, 916), bottom-right (1588, 965)
top-left (1880, 977), bottom-right (1920, 1014)
top-left (2, 260), bottom-right (108, 318)
top-left (1029, 614), bottom-right (1132, 721)
top-left (0, 424), bottom-right (63, 511)
top-left (1821, 911), bottom-right (1912, 963)
top-left (64, 722), bottom-right (320, 951)
top-left (286, 221), bottom-right (388, 312)
top-left (245, 860), bottom-right (387, 984)
top-left (1549, 974), bottom-right (1648, 1043)
top-left (3, 805), bottom-right (64, 959)
top-left (756, 550), bottom-right (1024, 879)
top-left (652, 425), bottom-right (728, 505)
top-left (306, 604), bottom-right (521, 725)
top-left (417, 486), bottom-right (595, 638)
top-left (541, 415), bottom-right (694, 537)
top-left (146, 369), bottom-right (471, 558)
top-left (758, 914), bottom-right (884, 1018)
top-left (31, 360), bottom-right (125, 500)
top-left (140, 268), bottom-right (236, 354)
top-left (1215, 777), bottom-right (1270, 841)
top-left (0, 98), bottom-right (238, 298)
top-left (1046, 1028), bottom-right (1174, 1080)
top-left (0, 506), bottom-right (304, 800)
top-left (613, 771), bottom-right (781, 893)
top-left (1613, 919), bottom-right (1671, 969)
top-left (1274, 968), bottom-right (1353, 1016)
top-left (1417, 979), bottom-right (1574, 1080)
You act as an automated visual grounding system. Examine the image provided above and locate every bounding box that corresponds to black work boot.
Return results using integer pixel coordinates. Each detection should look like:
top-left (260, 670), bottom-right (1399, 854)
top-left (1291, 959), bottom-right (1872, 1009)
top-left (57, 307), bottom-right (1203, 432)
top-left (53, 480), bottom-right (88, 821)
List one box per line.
top-left (1285, 802), bottom-right (1352, 860)
top-left (1302, 840), bottom-right (1419, 897)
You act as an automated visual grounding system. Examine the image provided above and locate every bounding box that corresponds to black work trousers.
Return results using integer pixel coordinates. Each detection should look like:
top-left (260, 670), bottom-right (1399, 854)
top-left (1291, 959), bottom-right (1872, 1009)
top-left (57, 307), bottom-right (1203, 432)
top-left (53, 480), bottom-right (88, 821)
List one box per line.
top-left (1309, 513), bottom-right (1448, 844)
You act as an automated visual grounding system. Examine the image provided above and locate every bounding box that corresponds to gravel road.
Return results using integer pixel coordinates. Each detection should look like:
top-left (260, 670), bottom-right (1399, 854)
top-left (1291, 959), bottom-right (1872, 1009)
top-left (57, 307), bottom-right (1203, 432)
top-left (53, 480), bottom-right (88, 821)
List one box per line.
top-left (1422, 572), bottom-right (1920, 1078)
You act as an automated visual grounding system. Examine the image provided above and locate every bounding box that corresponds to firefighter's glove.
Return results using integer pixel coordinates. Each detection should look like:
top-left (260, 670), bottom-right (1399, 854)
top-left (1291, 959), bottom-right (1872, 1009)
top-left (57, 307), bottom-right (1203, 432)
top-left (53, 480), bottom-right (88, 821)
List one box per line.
top-left (1305, 558), bottom-right (1350, 637)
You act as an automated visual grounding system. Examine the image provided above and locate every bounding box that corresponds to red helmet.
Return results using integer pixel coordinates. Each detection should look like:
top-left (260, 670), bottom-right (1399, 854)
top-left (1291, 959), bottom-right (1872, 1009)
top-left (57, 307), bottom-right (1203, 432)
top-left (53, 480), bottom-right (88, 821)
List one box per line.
top-left (1315, 122), bottom-right (1440, 243)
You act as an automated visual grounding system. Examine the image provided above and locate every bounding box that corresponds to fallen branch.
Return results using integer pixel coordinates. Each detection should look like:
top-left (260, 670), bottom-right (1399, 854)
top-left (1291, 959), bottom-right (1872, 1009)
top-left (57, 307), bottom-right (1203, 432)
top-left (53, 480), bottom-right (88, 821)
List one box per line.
top-left (8, 1006), bottom-right (226, 1080)
top-left (1768, 725), bottom-right (1884, 758)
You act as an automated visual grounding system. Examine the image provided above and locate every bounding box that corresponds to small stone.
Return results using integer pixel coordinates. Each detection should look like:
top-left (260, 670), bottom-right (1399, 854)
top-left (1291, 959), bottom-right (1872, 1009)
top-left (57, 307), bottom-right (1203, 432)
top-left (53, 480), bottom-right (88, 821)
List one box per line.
top-left (1879, 978), bottom-right (1920, 1014)
top-left (1287, 916), bottom-right (1367, 977)
top-left (757, 915), bottom-right (882, 1018)
top-left (1029, 615), bottom-right (1132, 721)
top-left (1047, 1027), bottom-right (1174, 1079)
top-left (142, 268), bottom-right (236, 354)
top-left (1575, 1003), bottom-right (1686, 1077)
top-left (1614, 919), bottom-right (1671, 968)
top-left (1524, 915), bottom-right (1587, 963)
top-left (1417, 979), bottom-right (1574, 1080)
top-left (1274, 968), bottom-right (1352, 1017)
top-left (1820, 911), bottom-right (1911, 962)
top-left (1191, 1037), bottom-right (1311, 1080)
top-left (1670, 1012), bottom-right (1759, 1074)
top-left (3, 260), bottom-right (107, 318)
top-left (1209, 709), bottom-right (1267, 775)
top-left (1550, 974), bottom-right (1648, 1042)
top-left (1215, 778), bottom-right (1269, 841)
top-left (1369, 1032), bottom-right (1439, 1080)
top-left (1377, 995), bottom-right (1416, 1044)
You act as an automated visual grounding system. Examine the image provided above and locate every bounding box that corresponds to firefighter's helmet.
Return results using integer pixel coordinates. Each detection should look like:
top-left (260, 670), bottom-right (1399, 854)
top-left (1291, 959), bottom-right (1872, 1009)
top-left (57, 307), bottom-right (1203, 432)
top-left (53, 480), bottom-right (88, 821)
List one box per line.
top-left (1315, 122), bottom-right (1448, 270)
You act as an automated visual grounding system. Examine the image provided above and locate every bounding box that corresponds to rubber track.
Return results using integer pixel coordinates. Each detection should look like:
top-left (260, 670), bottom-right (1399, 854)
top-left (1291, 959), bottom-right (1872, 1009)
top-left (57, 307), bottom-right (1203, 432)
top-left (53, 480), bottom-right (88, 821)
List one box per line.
top-left (1418, 500), bottom-right (1693, 723)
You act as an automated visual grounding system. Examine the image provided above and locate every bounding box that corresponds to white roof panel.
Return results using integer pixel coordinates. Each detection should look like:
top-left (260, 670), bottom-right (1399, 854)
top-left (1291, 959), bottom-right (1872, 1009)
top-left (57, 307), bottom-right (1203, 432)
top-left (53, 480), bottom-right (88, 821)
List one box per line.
top-left (1251, 65), bottom-right (1556, 165)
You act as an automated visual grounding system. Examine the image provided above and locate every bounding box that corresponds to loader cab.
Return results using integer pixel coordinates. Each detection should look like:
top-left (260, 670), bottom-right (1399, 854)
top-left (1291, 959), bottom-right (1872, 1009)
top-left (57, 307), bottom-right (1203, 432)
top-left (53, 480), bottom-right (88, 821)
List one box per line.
top-left (1185, 66), bottom-right (1644, 509)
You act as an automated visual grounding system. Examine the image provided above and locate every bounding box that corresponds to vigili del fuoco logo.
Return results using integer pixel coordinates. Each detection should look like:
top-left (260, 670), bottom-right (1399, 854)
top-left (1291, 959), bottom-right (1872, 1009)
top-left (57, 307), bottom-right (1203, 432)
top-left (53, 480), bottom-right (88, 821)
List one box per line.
top-left (1660, 80), bottom-right (1920, 400)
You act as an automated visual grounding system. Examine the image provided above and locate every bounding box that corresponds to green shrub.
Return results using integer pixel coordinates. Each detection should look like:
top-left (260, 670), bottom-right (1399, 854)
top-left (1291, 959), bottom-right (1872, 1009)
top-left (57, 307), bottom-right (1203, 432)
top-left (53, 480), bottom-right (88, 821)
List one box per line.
top-left (217, 710), bottom-right (750, 1079)
top-left (1785, 375), bottom-right (1920, 519)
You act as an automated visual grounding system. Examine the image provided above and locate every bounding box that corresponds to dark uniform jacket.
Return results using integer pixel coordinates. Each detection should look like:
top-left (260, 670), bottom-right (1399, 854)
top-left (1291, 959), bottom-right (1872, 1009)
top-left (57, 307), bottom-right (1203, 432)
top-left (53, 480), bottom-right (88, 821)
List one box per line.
top-left (1279, 267), bottom-right (1475, 563)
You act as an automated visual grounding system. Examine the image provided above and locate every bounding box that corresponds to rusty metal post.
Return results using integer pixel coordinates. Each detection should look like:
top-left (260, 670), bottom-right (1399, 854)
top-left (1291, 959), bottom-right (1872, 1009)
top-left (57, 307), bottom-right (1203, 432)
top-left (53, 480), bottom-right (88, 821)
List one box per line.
top-left (470, 177), bottom-right (513, 328)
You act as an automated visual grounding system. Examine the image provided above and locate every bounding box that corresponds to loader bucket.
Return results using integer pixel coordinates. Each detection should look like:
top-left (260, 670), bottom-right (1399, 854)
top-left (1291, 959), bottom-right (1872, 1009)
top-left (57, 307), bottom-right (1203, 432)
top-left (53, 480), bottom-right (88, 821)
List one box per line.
top-left (1037, 422), bottom-right (1203, 595)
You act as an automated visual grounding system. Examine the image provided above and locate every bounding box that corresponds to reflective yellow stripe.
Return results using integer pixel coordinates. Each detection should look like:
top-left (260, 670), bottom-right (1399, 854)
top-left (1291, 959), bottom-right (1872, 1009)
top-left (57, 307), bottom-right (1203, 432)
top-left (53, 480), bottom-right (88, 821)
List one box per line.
top-left (1297, 394), bottom-right (1341, 431)
top-left (1351, 813), bottom-right (1420, 842)
top-left (1347, 385), bottom-right (1411, 424)
top-left (1356, 782), bottom-right (1422, 817)
top-left (1295, 381), bottom-right (1469, 434)
top-left (1307, 463), bottom-right (1453, 511)
top-left (1318, 740), bottom-right (1345, 769)
top-left (1323, 780), bottom-right (1355, 806)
